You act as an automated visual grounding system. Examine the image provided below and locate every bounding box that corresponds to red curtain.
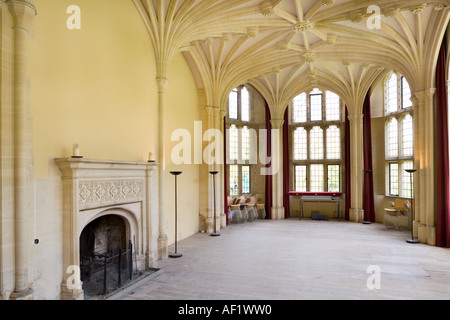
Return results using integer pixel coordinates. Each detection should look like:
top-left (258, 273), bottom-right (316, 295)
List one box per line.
top-left (283, 108), bottom-right (290, 218)
top-left (363, 90), bottom-right (376, 222)
top-left (345, 108), bottom-right (351, 221)
top-left (436, 38), bottom-right (450, 248)
top-left (265, 103), bottom-right (272, 219)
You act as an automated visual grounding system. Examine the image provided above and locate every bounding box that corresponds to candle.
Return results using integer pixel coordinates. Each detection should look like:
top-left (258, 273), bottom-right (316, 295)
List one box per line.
top-left (73, 144), bottom-right (80, 157)
top-left (148, 152), bottom-right (153, 162)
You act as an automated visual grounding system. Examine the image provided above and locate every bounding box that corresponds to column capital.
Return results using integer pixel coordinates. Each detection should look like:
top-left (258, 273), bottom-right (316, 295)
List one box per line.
top-left (411, 88), bottom-right (436, 109)
top-left (347, 113), bottom-right (364, 122)
top-left (270, 119), bottom-right (284, 129)
top-left (413, 88), bottom-right (436, 100)
top-left (7, 0), bottom-right (36, 31)
top-left (205, 105), bottom-right (220, 114)
top-left (219, 108), bottom-right (227, 120)
top-left (156, 77), bottom-right (169, 93)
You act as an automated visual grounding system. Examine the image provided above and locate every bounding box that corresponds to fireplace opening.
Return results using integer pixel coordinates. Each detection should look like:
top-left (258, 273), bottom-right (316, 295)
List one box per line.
top-left (80, 214), bottom-right (133, 298)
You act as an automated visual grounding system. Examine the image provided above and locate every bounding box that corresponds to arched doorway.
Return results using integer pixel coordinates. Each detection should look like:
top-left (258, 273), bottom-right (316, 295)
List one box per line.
top-left (80, 214), bottom-right (133, 297)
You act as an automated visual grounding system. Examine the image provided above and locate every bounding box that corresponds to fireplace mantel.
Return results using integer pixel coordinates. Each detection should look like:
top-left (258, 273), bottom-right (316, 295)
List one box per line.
top-left (55, 158), bottom-right (158, 300)
top-left (55, 158), bottom-right (158, 175)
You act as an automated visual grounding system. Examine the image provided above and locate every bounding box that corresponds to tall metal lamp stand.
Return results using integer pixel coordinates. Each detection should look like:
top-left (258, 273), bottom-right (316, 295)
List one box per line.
top-left (170, 171), bottom-right (183, 258)
top-left (209, 171), bottom-right (220, 237)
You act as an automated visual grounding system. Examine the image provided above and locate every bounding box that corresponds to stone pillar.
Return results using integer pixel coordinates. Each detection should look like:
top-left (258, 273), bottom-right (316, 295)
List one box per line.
top-left (411, 95), bottom-right (421, 241)
top-left (205, 106), bottom-right (214, 233)
top-left (348, 113), bottom-right (364, 223)
top-left (145, 164), bottom-right (157, 268)
top-left (413, 89), bottom-right (436, 245)
top-left (156, 77), bottom-right (169, 260)
top-left (219, 109), bottom-right (227, 228)
top-left (212, 106), bottom-right (224, 230)
top-left (0, 0), bottom-right (16, 300)
top-left (7, 0), bottom-right (36, 300)
top-left (270, 119), bottom-right (285, 220)
top-left (205, 106), bottom-right (223, 234)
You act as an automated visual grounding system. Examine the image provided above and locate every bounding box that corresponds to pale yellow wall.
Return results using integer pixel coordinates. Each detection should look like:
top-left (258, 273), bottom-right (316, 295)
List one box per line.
top-left (29, 0), bottom-right (158, 179)
top-left (26, 0), bottom-right (200, 299)
top-left (164, 53), bottom-right (200, 245)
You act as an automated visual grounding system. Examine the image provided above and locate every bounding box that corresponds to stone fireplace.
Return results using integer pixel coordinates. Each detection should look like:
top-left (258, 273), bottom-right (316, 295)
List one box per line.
top-left (80, 214), bottom-right (131, 297)
top-left (80, 215), bottom-right (128, 259)
top-left (55, 158), bottom-right (158, 300)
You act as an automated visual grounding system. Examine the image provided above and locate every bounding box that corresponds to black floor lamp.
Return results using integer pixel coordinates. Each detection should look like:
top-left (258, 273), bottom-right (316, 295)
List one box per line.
top-left (170, 171), bottom-right (183, 258)
top-left (405, 169), bottom-right (419, 244)
top-left (209, 171), bottom-right (220, 237)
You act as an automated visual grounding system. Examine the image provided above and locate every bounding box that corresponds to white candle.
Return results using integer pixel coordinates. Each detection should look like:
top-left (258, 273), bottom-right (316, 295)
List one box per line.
top-left (73, 144), bottom-right (80, 157)
top-left (148, 152), bottom-right (153, 162)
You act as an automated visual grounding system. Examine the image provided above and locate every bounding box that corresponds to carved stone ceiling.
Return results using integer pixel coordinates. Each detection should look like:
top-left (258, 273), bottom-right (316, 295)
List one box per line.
top-left (134, 0), bottom-right (449, 115)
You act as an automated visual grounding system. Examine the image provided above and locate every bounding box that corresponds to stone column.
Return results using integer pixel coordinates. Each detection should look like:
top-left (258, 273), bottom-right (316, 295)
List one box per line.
top-left (212, 106), bottom-right (224, 231)
top-left (205, 106), bottom-right (214, 233)
top-left (205, 106), bottom-right (223, 233)
top-left (145, 164), bottom-right (157, 268)
top-left (413, 89), bottom-right (436, 245)
top-left (348, 113), bottom-right (364, 223)
top-left (219, 109), bottom-right (227, 228)
top-left (157, 77), bottom-right (168, 260)
top-left (0, 0), bottom-right (16, 300)
top-left (7, 0), bottom-right (36, 300)
top-left (270, 119), bottom-right (285, 220)
top-left (411, 95), bottom-right (421, 241)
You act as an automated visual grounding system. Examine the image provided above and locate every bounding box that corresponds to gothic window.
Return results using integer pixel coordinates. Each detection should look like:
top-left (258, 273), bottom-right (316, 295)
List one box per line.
top-left (227, 86), bottom-right (253, 195)
top-left (293, 93), bottom-right (307, 123)
top-left (291, 89), bottom-right (343, 192)
top-left (385, 73), bottom-right (414, 198)
top-left (293, 128), bottom-right (308, 161)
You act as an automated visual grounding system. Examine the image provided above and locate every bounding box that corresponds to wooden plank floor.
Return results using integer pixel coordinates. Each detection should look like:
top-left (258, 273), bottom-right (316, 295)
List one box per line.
top-left (114, 219), bottom-right (450, 300)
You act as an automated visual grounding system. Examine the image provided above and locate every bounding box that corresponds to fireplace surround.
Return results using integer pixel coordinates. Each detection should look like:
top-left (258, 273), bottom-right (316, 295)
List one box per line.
top-left (55, 158), bottom-right (158, 300)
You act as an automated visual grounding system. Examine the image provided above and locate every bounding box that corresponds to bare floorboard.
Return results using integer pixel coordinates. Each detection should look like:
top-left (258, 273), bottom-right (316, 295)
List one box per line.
top-left (114, 219), bottom-right (450, 300)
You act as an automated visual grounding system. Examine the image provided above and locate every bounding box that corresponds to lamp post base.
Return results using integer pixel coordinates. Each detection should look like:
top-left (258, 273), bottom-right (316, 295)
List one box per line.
top-left (406, 239), bottom-right (420, 244)
top-left (169, 253), bottom-right (183, 258)
top-left (210, 232), bottom-right (220, 237)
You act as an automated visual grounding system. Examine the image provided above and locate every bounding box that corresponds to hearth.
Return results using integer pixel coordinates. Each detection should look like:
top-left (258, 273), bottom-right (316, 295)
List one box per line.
top-left (80, 215), bottom-right (133, 297)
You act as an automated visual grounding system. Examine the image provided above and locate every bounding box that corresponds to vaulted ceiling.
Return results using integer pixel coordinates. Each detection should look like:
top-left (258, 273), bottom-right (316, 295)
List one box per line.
top-left (133, 0), bottom-right (450, 116)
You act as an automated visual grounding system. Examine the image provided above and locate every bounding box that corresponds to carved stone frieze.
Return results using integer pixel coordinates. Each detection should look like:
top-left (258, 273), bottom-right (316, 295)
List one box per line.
top-left (79, 179), bottom-right (144, 210)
